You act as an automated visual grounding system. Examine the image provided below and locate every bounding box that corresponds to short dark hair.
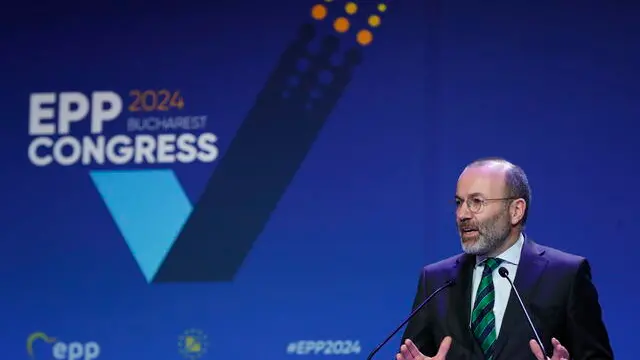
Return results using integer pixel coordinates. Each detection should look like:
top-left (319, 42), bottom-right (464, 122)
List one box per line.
top-left (466, 157), bottom-right (532, 225)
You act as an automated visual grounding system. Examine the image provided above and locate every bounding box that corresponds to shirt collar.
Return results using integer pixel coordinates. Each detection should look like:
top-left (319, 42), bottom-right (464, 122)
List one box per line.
top-left (476, 233), bottom-right (524, 266)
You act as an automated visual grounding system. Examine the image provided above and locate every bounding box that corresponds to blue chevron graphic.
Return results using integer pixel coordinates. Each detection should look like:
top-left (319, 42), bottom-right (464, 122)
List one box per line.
top-left (89, 169), bottom-right (193, 282)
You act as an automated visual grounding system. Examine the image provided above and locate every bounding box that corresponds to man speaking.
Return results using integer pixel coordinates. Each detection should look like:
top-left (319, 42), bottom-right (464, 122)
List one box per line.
top-left (397, 158), bottom-right (613, 360)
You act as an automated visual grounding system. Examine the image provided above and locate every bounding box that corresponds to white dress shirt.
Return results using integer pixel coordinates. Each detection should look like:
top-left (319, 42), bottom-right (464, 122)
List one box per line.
top-left (469, 233), bottom-right (524, 336)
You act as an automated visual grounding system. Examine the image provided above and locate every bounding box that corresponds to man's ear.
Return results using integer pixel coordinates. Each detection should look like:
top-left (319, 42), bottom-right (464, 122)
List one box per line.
top-left (510, 199), bottom-right (526, 225)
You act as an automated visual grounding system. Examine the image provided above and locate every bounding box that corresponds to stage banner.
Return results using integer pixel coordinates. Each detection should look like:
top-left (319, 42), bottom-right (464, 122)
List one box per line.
top-left (0, 1), bottom-right (637, 360)
top-left (1, 1), bottom-right (430, 360)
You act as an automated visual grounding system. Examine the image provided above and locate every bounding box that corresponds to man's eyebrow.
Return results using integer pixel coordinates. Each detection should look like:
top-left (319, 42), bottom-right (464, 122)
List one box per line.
top-left (455, 192), bottom-right (485, 199)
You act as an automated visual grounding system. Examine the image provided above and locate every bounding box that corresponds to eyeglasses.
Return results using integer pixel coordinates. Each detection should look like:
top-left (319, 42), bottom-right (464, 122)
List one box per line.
top-left (455, 196), bottom-right (518, 213)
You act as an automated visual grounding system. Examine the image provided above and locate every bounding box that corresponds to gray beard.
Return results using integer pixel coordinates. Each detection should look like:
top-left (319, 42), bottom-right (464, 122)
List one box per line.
top-left (460, 210), bottom-right (511, 256)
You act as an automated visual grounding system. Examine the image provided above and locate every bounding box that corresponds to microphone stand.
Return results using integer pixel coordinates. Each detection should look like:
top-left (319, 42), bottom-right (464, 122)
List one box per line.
top-left (366, 279), bottom-right (455, 360)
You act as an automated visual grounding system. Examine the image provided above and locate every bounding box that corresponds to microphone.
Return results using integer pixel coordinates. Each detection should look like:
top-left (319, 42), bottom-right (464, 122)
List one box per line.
top-left (498, 267), bottom-right (547, 356)
top-left (365, 279), bottom-right (455, 360)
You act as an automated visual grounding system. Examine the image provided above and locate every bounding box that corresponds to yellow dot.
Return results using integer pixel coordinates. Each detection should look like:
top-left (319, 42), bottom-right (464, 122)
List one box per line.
top-left (356, 29), bottom-right (373, 46)
top-left (345, 2), bottom-right (358, 15)
top-left (311, 4), bottom-right (327, 20)
top-left (368, 14), bottom-right (381, 27)
top-left (378, 3), bottom-right (387, 12)
top-left (334, 17), bottom-right (350, 33)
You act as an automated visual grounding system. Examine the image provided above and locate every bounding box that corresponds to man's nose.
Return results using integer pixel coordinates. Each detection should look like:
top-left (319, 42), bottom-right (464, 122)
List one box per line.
top-left (456, 203), bottom-right (473, 222)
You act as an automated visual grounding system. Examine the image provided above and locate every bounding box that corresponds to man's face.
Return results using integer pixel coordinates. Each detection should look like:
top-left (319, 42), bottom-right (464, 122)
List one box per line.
top-left (455, 165), bottom-right (513, 256)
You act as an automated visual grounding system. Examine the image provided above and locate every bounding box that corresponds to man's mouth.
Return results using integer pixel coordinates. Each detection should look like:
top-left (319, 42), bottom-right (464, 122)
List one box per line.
top-left (460, 226), bottom-right (478, 232)
top-left (459, 226), bottom-right (479, 236)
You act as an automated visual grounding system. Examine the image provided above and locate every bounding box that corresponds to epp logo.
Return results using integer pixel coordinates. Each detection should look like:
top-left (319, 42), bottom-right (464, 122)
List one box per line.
top-left (29, 92), bottom-right (122, 136)
top-left (26, 332), bottom-right (100, 360)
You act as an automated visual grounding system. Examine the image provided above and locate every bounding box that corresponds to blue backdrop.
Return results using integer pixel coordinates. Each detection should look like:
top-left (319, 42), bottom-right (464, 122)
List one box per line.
top-left (1, 1), bottom-right (638, 359)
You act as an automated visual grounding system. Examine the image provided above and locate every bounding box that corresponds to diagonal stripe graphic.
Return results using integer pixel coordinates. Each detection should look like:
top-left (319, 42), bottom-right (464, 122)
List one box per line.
top-left (91, 22), bottom-right (368, 283)
top-left (153, 24), bottom-right (363, 283)
top-left (89, 169), bottom-right (193, 283)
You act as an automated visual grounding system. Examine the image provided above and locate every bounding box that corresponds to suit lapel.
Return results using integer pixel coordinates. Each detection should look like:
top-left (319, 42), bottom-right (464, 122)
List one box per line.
top-left (492, 237), bottom-right (548, 359)
top-left (445, 253), bottom-right (478, 354)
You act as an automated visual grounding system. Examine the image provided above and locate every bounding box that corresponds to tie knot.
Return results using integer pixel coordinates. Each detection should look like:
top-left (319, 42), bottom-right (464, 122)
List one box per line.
top-left (484, 257), bottom-right (503, 272)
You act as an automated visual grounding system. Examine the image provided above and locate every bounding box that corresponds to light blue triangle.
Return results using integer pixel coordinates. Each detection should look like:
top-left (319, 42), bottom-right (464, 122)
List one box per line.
top-left (89, 169), bottom-right (193, 283)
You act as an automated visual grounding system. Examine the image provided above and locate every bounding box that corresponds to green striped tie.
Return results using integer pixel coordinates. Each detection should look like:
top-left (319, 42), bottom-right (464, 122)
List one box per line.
top-left (471, 257), bottom-right (503, 360)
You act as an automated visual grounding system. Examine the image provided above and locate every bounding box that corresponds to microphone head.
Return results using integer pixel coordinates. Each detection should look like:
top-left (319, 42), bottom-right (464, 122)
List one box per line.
top-left (498, 267), bottom-right (509, 278)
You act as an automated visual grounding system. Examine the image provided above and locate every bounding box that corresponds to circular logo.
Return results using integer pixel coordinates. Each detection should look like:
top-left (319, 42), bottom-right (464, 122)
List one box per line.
top-left (178, 329), bottom-right (209, 359)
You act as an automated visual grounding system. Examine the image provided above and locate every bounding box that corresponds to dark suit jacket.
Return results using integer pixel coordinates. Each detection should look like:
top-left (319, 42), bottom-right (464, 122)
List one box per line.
top-left (401, 238), bottom-right (614, 360)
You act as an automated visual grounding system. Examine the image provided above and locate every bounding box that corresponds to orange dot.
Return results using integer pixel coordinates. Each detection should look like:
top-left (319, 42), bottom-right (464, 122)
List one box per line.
top-left (356, 29), bottom-right (373, 46)
top-left (311, 4), bottom-right (327, 20)
top-left (333, 17), bottom-right (350, 33)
